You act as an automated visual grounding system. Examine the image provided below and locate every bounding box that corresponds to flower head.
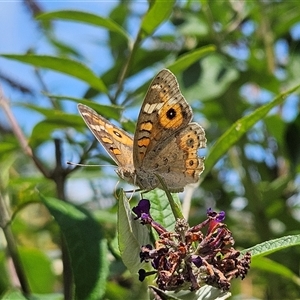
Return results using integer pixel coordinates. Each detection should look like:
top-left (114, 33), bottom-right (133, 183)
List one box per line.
top-left (134, 201), bottom-right (251, 292)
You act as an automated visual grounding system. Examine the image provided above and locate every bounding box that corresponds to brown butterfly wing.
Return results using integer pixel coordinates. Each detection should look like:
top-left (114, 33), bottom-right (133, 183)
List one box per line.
top-left (78, 104), bottom-right (134, 169)
top-left (132, 69), bottom-right (206, 191)
top-left (133, 69), bottom-right (193, 167)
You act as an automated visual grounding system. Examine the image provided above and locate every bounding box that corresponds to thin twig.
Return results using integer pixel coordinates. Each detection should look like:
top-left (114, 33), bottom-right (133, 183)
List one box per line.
top-left (34, 68), bottom-right (60, 109)
top-left (51, 139), bottom-right (73, 299)
top-left (0, 86), bottom-right (50, 178)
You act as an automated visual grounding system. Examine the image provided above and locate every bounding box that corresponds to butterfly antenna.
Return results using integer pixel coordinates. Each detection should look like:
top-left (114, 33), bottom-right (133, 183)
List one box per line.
top-left (67, 161), bottom-right (116, 168)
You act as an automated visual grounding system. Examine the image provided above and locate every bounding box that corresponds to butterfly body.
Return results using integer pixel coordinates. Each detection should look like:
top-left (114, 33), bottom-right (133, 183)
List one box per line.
top-left (78, 69), bottom-right (206, 192)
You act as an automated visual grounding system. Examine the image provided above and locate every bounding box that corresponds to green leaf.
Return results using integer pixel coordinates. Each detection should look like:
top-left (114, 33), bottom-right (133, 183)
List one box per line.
top-left (29, 114), bottom-right (83, 147)
top-left (273, 4), bottom-right (300, 37)
top-left (167, 45), bottom-right (216, 74)
top-left (0, 154), bottom-right (17, 188)
top-left (149, 285), bottom-right (231, 300)
top-left (19, 104), bottom-right (78, 119)
top-left (182, 54), bottom-right (239, 102)
top-left (49, 36), bottom-right (81, 58)
top-left (141, 0), bottom-right (175, 36)
top-left (131, 46), bottom-right (215, 100)
top-left (143, 189), bottom-right (179, 232)
top-left (0, 142), bottom-right (18, 155)
top-left (30, 294), bottom-right (63, 300)
top-left (105, 282), bottom-right (133, 300)
top-left (0, 290), bottom-right (28, 299)
top-left (178, 15), bottom-right (209, 37)
top-left (285, 119), bottom-right (300, 168)
top-left (1, 54), bottom-right (107, 93)
top-left (203, 83), bottom-right (300, 178)
top-left (251, 257), bottom-right (300, 286)
top-left (41, 195), bottom-right (109, 300)
top-left (242, 234), bottom-right (300, 257)
top-left (57, 96), bottom-right (123, 120)
top-left (117, 191), bottom-right (151, 274)
top-left (19, 247), bottom-right (55, 293)
top-left (24, 97), bottom-right (123, 120)
top-left (0, 251), bottom-right (12, 290)
top-left (37, 10), bottom-right (130, 41)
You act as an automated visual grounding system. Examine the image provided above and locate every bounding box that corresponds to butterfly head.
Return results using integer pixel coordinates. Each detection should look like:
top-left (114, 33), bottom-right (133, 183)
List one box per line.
top-left (115, 167), bottom-right (136, 185)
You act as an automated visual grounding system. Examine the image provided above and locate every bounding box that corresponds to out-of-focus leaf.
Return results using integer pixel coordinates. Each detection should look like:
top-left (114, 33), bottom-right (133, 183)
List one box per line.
top-left (0, 142), bottom-right (18, 155)
top-left (285, 118), bottom-right (300, 169)
top-left (168, 45), bottom-right (216, 75)
top-left (286, 54), bottom-right (300, 90)
top-left (41, 195), bottom-right (109, 300)
top-left (108, 4), bottom-right (130, 62)
top-left (178, 15), bottom-right (209, 37)
top-left (129, 46), bottom-right (216, 103)
top-left (29, 114), bottom-right (83, 147)
top-left (203, 83), bottom-right (300, 178)
top-left (242, 234), bottom-right (300, 257)
top-left (273, 2), bottom-right (300, 36)
top-left (141, 1), bottom-right (175, 36)
top-left (130, 49), bottom-right (172, 77)
top-left (49, 36), bottom-right (82, 58)
top-left (1, 54), bottom-right (107, 93)
top-left (23, 97), bottom-right (123, 120)
top-left (0, 251), bottom-right (11, 290)
top-left (251, 256), bottom-right (300, 286)
top-left (264, 115), bottom-right (286, 146)
top-left (31, 294), bottom-right (63, 300)
top-left (0, 290), bottom-right (28, 299)
top-left (105, 282), bottom-right (133, 300)
top-left (182, 54), bottom-right (239, 102)
top-left (150, 285), bottom-right (231, 300)
top-left (260, 175), bottom-right (291, 205)
top-left (37, 10), bottom-right (130, 41)
top-left (18, 104), bottom-right (78, 119)
top-left (19, 247), bottom-right (55, 293)
top-left (9, 177), bottom-right (53, 205)
top-left (0, 154), bottom-right (17, 188)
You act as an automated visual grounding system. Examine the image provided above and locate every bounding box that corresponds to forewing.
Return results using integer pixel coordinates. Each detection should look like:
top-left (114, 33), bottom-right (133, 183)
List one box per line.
top-left (78, 104), bottom-right (134, 168)
top-left (133, 69), bottom-right (193, 167)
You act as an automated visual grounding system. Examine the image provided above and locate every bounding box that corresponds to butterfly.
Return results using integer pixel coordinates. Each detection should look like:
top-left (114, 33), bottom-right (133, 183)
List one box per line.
top-left (78, 69), bottom-right (206, 192)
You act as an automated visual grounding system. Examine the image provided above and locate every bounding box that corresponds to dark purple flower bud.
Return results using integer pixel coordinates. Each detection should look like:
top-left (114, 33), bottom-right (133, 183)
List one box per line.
top-left (207, 208), bottom-right (219, 218)
top-left (207, 207), bottom-right (213, 215)
top-left (138, 269), bottom-right (147, 281)
top-left (216, 211), bottom-right (225, 222)
top-left (152, 256), bottom-right (160, 269)
top-left (191, 255), bottom-right (202, 268)
top-left (140, 244), bottom-right (153, 262)
top-left (133, 199), bottom-right (151, 219)
top-left (138, 269), bottom-right (156, 282)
